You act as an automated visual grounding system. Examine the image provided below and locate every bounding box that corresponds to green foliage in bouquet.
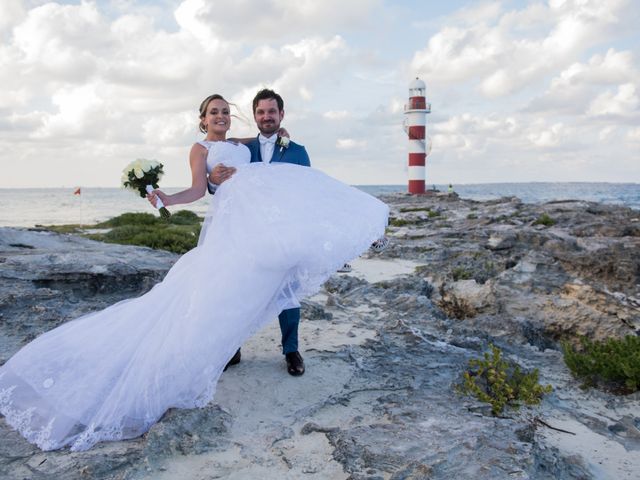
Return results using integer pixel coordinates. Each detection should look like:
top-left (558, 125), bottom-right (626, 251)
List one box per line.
top-left (457, 344), bottom-right (552, 415)
top-left (562, 335), bottom-right (640, 394)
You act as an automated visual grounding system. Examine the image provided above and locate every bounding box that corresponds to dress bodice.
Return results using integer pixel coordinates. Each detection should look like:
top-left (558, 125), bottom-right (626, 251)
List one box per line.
top-left (198, 141), bottom-right (251, 173)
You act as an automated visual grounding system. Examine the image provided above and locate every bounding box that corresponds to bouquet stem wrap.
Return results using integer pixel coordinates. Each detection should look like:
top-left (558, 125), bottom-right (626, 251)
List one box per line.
top-left (145, 185), bottom-right (171, 219)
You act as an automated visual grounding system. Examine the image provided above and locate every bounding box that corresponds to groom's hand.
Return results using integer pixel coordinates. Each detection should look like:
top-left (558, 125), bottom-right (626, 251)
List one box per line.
top-left (210, 164), bottom-right (236, 185)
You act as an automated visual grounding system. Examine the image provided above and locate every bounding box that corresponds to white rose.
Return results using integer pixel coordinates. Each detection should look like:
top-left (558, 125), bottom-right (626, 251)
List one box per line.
top-left (134, 167), bottom-right (144, 179)
top-left (278, 137), bottom-right (290, 148)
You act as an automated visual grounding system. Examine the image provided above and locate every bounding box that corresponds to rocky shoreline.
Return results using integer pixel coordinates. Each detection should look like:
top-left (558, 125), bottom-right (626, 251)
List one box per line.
top-left (1, 193), bottom-right (639, 479)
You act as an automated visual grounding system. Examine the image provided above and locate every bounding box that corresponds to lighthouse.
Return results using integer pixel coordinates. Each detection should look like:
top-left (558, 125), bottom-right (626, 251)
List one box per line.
top-left (404, 77), bottom-right (431, 194)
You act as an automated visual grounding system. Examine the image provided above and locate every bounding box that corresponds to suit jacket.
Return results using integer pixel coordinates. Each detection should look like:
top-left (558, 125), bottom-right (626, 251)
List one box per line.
top-left (246, 136), bottom-right (311, 167)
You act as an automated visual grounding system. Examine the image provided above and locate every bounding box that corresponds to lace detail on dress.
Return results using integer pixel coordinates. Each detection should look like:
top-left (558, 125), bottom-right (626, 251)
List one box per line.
top-left (263, 205), bottom-right (283, 223)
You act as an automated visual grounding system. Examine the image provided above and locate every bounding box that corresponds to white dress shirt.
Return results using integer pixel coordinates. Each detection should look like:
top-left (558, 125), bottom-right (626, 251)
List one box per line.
top-left (258, 134), bottom-right (277, 163)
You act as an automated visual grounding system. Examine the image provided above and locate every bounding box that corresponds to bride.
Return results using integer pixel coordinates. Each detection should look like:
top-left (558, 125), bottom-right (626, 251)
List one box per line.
top-left (0, 94), bottom-right (388, 452)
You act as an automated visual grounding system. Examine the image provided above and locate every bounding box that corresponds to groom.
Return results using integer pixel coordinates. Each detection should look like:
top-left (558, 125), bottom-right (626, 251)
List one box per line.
top-left (209, 88), bottom-right (310, 376)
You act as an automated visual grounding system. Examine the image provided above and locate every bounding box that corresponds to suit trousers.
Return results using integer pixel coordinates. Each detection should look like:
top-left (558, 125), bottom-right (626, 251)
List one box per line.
top-left (278, 307), bottom-right (300, 354)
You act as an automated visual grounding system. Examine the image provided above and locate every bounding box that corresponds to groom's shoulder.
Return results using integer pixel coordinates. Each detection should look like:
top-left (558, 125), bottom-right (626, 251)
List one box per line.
top-left (286, 140), bottom-right (310, 165)
top-left (288, 140), bottom-right (306, 151)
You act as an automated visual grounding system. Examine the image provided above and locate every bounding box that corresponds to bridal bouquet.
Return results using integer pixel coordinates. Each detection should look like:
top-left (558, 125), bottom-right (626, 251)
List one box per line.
top-left (121, 159), bottom-right (171, 218)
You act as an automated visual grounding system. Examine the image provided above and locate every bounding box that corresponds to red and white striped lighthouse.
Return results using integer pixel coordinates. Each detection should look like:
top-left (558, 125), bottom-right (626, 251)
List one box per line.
top-left (404, 77), bottom-right (431, 194)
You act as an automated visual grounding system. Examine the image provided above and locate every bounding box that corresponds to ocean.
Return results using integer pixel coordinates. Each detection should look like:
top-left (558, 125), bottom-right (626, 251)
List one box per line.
top-left (0, 183), bottom-right (638, 228)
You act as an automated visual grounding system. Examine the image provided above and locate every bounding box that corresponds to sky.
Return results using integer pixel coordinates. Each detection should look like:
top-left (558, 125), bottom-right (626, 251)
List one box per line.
top-left (0, 0), bottom-right (638, 188)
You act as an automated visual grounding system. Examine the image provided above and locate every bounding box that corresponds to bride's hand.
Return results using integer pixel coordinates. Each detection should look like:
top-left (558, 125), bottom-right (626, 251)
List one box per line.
top-left (210, 164), bottom-right (237, 185)
top-left (277, 127), bottom-right (290, 138)
top-left (147, 189), bottom-right (170, 207)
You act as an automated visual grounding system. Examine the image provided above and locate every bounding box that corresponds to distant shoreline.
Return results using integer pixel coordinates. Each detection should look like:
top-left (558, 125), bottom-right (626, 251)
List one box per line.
top-left (1, 182), bottom-right (638, 229)
top-left (1, 181), bottom-right (639, 189)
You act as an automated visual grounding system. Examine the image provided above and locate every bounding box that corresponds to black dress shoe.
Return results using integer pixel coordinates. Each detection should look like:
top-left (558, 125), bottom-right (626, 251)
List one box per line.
top-left (224, 348), bottom-right (241, 372)
top-left (285, 351), bottom-right (305, 376)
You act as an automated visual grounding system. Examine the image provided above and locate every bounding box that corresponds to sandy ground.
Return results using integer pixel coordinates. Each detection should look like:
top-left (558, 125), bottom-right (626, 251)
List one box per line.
top-left (149, 258), bottom-right (424, 480)
top-left (147, 254), bottom-right (640, 480)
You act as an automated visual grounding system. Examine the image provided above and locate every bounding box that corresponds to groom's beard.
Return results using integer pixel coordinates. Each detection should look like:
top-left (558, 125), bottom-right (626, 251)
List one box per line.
top-left (258, 120), bottom-right (279, 135)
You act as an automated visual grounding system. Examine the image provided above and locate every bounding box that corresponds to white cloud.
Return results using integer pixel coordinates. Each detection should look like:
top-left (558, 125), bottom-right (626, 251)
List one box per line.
top-left (555, 49), bottom-right (638, 87)
top-left (627, 127), bottom-right (640, 142)
top-left (12, 2), bottom-right (107, 79)
top-left (141, 112), bottom-right (194, 146)
top-left (599, 126), bottom-right (616, 141)
top-left (336, 138), bottom-right (366, 149)
top-left (323, 110), bottom-right (350, 120)
top-left (0, 0), bottom-right (25, 33)
top-left (527, 122), bottom-right (566, 148)
top-left (0, 0), bottom-right (639, 188)
top-left (411, 0), bottom-right (632, 97)
top-left (33, 84), bottom-right (105, 138)
top-left (174, 0), bottom-right (382, 42)
top-left (587, 83), bottom-right (639, 117)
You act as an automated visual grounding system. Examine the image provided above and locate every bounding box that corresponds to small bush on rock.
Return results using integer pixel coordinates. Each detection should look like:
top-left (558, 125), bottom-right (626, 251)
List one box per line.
top-left (533, 213), bottom-right (556, 227)
top-left (69, 209), bottom-right (206, 254)
top-left (452, 267), bottom-right (472, 281)
top-left (562, 335), bottom-right (640, 394)
top-left (167, 210), bottom-right (201, 225)
top-left (88, 224), bottom-right (200, 254)
top-left (389, 217), bottom-right (410, 227)
top-left (96, 212), bottom-right (160, 227)
top-left (457, 344), bottom-right (552, 415)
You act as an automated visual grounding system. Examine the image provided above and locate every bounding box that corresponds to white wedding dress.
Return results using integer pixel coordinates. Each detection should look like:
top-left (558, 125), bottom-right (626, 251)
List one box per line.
top-left (0, 141), bottom-right (388, 451)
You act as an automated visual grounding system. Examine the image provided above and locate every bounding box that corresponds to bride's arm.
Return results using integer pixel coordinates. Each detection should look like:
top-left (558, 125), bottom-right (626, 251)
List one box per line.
top-left (147, 144), bottom-right (208, 207)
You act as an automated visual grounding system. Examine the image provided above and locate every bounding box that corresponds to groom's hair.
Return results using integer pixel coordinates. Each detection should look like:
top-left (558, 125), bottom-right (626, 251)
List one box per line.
top-left (252, 89), bottom-right (284, 113)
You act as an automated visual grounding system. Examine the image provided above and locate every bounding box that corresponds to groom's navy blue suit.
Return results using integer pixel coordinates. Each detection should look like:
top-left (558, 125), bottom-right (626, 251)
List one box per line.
top-left (246, 136), bottom-right (310, 355)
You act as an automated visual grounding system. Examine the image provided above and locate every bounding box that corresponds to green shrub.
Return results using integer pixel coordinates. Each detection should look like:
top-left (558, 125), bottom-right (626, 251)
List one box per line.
top-left (41, 210), bottom-right (203, 254)
top-left (428, 210), bottom-right (441, 218)
top-left (167, 209), bottom-right (202, 225)
top-left (562, 336), bottom-right (640, 394)
top-left (467, 213), bottom-right (478, 219)
top-left (399, 207), bottom-right (431, 213)
top-left (457, 344), bottom-right (552, 415)
top-left (389, 217), bottom-right (410, 227)
top-left (96, 212), bottom-right (159, 227)
top-left (533, 213), bottom-right (556, 227)
top-left (452, 267), bottom-right (472, 281)
top-left (87, 223), bottom-right (201, 254)
top-left (38, 224), bottom-right (85, 234)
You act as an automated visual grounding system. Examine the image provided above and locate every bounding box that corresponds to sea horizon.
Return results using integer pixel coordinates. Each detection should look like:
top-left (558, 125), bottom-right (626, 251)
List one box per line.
top-left (1, 182), bottom-right (638, 228)
top-left (2, 180), bottom-right (638, 189)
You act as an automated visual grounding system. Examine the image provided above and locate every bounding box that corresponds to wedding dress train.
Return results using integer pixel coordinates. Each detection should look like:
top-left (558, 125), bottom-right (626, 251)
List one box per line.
top-left (0, 141), bottom-right (388, 451)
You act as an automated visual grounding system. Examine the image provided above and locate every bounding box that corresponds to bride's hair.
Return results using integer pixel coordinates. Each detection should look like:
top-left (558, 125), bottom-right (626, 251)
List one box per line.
top-left (198, 94), bottom-right (248, 133)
